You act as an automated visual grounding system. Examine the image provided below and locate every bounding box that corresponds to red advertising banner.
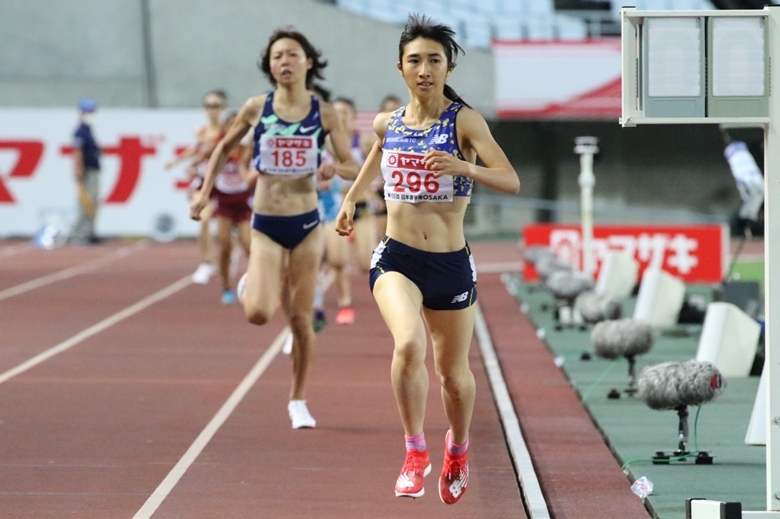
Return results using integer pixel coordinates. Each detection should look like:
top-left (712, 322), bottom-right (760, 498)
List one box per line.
top-left (523, 224), bottom-right (729, 284)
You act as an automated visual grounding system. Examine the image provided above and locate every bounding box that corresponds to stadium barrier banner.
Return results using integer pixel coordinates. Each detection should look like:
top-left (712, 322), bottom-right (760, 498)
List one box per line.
top-left (0, 109), bottom-right (210, 238)
top-left (523, 223), bottom-right (730, 283)
top-left (493, 40), bottom-right (622, 120)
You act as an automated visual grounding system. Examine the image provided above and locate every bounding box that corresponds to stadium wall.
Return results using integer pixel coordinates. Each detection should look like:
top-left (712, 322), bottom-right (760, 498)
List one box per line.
top-left (0, 1), bottom-right (751, 235)
top-left (0, 0), bottom-right (495, 115)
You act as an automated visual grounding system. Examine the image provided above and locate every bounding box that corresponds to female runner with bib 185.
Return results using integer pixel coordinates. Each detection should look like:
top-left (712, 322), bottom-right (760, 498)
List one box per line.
top-left (335, 14), bottom-right (520, 504)
top-left (191, 27), bottom-right (359, 430)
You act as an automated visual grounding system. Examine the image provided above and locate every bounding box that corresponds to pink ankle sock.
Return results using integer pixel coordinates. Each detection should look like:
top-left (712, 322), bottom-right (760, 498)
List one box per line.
top-left (405, 432), bottom-right (426, 452)
top-left (447, 434), bottom-right (469, 456)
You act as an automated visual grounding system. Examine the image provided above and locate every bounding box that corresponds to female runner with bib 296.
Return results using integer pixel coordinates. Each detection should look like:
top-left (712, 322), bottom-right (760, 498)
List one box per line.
top-left (191, 27), bottom-right (359, 430)
top-left (335, 14), bottom-right (520, 504)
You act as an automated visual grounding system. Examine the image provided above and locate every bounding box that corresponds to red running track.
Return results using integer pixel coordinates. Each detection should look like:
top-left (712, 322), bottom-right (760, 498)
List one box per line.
top-left (0, 239), bottom-right (649, 518)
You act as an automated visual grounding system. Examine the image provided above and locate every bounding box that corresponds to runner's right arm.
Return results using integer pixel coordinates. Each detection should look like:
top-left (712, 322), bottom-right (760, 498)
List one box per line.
top-left (190, 97), bottom-right (262, 220)
top-left (335, 112), bottom-right (389, 236)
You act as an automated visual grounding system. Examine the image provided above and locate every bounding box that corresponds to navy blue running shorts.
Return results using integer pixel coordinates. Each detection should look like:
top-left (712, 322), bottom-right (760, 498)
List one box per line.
top-left (251, 208), bottom-right (320, 250)
top-left (369, 237), bottom-right (477, 310)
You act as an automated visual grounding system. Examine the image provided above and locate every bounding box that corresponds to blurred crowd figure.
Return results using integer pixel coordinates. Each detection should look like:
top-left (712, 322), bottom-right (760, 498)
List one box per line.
top-left (309, 85), bottom-right (403, 332)
top-left (372, 94), bottom-right (403, 238)
top-left (69, 99), bottom-right (101, 246)
top-left (166, 90), bottom-right (229, 285)
top-left (209, 111), bottom-right (255, 305)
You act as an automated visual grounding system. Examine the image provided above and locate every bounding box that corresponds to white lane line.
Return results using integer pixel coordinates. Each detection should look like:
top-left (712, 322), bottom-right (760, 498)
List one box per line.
top-left (0, 243), bottom-right (33, 258)
top-left (474, 303), bottom-right (552, 519)
top-left (0, 241), bottom-right (148, 301)
top-left (734, 253), bottom-right (764, 262)
top-left (131, 327), bottom-right (290, 519)
top-left (477, 261), bottom-right (523, 274)
top-left (0, 275), bottom-right (191, 385)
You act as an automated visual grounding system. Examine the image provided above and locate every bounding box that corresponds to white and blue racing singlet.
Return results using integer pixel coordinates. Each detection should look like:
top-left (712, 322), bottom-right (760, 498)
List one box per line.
top-left (380, 102), bottom-right (473, 203)
top-left (252, 91), bottom-right (327, 175)
top-left (350, 132), bottom-right (365, 165)
top-left (214, 147), bottom-right (250, 194)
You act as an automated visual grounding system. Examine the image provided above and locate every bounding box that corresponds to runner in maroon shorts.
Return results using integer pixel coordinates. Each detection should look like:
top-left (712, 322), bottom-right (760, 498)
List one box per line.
top-left (166, 90), bottom-right (228, 285)
top-left (211, 112), bottom-right (255, 304)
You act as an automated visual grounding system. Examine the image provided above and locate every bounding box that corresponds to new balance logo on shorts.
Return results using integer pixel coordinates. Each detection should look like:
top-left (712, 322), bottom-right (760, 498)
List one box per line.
top-left (451, 291), bottom-right (469, 304)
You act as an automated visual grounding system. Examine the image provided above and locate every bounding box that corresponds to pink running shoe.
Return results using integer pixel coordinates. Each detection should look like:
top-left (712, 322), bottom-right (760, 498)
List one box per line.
top-left (335, 306), bottom-right (355, 325)
top-left (439, 432), bottom-right (469, 504)
top-left (394, 449), bottom-right (431, 498)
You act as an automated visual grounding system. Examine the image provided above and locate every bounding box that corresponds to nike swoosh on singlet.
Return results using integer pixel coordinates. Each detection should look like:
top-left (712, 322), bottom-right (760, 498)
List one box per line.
top-left (300, 125), bottom-right (318, 133)
top-left (303, 220), bottom-right (318, 229)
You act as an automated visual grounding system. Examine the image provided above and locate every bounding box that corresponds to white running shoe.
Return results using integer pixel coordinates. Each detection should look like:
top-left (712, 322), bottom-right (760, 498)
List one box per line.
top-left (282, 333), bottom-right (293, 355)
top-left (192, 262), bottom-right (215, 284)
top-left (237, 271), bottom-right (249, 304)
top-left (288, 400), bottom-right (316, 429)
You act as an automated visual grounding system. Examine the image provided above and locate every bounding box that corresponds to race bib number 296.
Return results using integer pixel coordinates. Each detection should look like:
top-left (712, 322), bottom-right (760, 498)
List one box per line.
top-left (381, 151), bottom-right (453, 203)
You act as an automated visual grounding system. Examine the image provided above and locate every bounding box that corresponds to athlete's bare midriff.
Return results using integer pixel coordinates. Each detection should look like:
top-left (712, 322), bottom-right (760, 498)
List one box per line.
top-left (252, 172), bottom-right (317, 216)
top-left (385, 197), bottom-right (469, 251)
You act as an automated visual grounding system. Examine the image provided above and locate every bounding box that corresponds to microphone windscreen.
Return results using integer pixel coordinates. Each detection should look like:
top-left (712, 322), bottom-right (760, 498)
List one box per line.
top-left (523, 246), bottom-right (556, 265)
top-left (535, 256), bottom-right (573, 282)
top-left (546, 270), bottom-right (594, 300)
top-left (575, 290), bottom-right (621, 323)
top-left (638, 360), bottom-right (724, 410)
top-left (591, 318), bottom-right (654, 359)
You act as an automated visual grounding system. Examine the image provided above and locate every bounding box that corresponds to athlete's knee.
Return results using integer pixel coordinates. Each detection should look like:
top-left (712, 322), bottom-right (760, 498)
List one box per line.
top-left (244, 304), bottom-right (273, 326)
top-left (288, 312), bottom-right (314, 339)
top-left (328, 255), bottom-right (347, 270)
top-left (216, 235), bottom-right (232, 252)
top-left (393, 336), bottom-right (426, 364)
top-left (437, 364), bottom-right (473, 394)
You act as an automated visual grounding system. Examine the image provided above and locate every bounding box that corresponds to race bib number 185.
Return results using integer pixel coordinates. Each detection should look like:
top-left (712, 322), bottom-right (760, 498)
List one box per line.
top-left (259, 135), bottom-right (318, 175)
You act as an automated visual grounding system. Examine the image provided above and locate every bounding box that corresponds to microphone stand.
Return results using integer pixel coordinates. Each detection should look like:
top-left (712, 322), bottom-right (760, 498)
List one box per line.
top-left (677, 405), bottom-right (690, 452)
top-left (651, 405), bottom-right (713, 465)
top-left (624, 354), bottom-right (638, 396)
top-left (607, 354), bottom-right (639, 399)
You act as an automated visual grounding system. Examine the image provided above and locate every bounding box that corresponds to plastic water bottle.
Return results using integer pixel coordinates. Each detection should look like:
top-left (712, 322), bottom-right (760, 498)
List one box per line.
top-left (630, 476), bottom-right (653, 501)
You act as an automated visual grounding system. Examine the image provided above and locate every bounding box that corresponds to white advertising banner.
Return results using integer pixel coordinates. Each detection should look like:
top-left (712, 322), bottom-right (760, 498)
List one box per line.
top-left (493, 39), bottom-right (622, 120)
top-left (0, 109), bottom-right (214, 238)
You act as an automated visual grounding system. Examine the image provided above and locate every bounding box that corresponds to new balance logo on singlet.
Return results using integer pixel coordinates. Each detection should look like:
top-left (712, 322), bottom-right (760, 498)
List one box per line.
top-left (451, 291), bottom-right (469, 304)
top-left (430, 134), bottom-right (449, 145)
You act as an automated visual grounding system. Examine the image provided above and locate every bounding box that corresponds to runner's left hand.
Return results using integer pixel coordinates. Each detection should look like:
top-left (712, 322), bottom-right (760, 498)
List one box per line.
top-left (335, 202), bottom-right (355, 237)
top-left (317, 162), bottom-right (336, 181)
top-left (423, 150), bottom-right (468, 178)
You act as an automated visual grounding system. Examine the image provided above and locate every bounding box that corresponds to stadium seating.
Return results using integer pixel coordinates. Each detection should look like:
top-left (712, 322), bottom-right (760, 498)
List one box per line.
top-left (333, 0), bottom-right (715, 48)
